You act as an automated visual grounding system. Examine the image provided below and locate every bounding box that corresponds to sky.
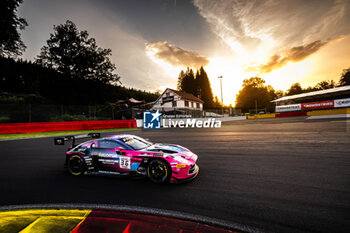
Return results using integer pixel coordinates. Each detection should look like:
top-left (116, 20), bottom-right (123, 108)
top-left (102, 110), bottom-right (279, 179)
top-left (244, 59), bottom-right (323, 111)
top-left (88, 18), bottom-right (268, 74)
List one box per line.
top-left (18, 0), bottom-right (350, 105)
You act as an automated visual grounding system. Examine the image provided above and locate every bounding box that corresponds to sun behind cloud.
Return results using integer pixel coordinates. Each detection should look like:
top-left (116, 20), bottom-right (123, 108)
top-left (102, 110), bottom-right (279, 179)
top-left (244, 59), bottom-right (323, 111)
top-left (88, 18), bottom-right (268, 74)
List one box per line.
top-left (143, 0), bottom-right (350, 105)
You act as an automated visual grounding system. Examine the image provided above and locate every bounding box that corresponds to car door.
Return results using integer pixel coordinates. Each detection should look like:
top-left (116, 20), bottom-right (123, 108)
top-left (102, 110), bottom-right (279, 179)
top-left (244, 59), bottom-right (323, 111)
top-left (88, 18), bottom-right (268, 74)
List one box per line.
top-left (93, 140), bottom-right (128, 172)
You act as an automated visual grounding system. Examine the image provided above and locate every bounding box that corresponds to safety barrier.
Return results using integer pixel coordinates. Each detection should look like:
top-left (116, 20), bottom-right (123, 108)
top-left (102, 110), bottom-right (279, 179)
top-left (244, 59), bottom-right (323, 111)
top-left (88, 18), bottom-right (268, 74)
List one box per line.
top-left (0, 120), bottom-right (137, 134)
top-left (275, 111), bottom-right (307, 117)
top-left (306, 108), bottom-right (350, 116)
top-left (248, 107), bottom-right (350, 119)
top-left (247, 114), bottom-right (275, 119)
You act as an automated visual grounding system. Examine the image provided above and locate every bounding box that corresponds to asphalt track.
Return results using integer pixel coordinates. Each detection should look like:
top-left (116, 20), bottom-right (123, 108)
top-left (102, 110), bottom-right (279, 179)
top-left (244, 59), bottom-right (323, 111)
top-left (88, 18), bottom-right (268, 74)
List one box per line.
top-left (0, 116), bottom-right (350, 233)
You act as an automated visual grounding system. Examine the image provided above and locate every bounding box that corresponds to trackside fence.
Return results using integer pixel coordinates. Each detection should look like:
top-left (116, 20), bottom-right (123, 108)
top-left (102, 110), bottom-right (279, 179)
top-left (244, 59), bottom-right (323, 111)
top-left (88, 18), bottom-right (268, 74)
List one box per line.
top-left (0, 104), bottom-right (243, 123)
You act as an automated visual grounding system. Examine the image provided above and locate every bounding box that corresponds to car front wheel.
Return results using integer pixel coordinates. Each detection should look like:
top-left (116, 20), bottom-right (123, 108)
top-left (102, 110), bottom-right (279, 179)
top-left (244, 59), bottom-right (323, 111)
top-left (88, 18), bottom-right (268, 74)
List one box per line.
top-left (147, 159), bottom-right (171, 183)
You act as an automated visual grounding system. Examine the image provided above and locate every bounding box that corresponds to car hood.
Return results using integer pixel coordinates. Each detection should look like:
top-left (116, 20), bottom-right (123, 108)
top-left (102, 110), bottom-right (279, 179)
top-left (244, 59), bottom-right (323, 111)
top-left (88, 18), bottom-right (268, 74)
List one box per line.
top-left (144, 143), bottom-right (197, 161)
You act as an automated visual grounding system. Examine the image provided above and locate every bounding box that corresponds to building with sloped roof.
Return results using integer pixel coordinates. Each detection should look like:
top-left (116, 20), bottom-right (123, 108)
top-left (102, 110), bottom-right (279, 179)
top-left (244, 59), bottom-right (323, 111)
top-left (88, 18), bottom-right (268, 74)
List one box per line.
top-left (151, 88), bottom-right (203, 117)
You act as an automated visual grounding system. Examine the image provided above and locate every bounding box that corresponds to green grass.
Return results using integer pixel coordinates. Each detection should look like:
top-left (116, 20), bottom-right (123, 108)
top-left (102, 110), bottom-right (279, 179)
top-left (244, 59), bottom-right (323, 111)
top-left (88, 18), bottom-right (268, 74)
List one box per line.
top-left (0, 128), bottom-right (139, 140)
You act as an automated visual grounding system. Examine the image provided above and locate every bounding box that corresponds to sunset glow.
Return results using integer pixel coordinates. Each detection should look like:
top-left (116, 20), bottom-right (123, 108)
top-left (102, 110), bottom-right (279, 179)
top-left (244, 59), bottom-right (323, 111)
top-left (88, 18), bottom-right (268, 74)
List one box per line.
top-left (143, 0), bottom-right (350, 105)
top-left (18, 0), bottom-right (350, 105)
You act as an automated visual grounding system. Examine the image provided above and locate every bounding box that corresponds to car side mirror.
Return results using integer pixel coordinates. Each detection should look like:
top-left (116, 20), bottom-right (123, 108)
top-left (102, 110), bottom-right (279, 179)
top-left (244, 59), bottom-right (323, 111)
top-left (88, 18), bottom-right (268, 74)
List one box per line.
top-left (115, 147), bottom-right (123, 154)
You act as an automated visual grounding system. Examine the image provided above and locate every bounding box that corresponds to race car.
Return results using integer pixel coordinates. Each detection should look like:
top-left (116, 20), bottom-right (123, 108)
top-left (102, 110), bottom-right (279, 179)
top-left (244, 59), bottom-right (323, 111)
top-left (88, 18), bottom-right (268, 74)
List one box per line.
top-left (54, 133), bottom-right (199, 183)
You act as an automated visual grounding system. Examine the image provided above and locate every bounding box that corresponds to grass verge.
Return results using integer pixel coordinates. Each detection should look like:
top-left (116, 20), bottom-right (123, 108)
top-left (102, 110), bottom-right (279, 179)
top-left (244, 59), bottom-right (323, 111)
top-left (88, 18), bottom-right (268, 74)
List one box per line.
top-left (0, 128), bottom-right (139, 140)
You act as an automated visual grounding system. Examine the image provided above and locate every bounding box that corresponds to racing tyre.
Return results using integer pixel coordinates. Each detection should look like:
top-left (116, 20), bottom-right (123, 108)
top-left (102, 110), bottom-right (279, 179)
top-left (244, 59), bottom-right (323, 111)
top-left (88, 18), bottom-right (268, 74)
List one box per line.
top-left (147, 159), bottom-right (171, 183)
top-left (67, 155), bottom-right (85, 176)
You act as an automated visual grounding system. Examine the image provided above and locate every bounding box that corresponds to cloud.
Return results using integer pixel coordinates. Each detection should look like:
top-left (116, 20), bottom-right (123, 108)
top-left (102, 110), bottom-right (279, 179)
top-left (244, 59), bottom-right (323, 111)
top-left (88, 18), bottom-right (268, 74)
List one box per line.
top-left (145, 41), bottom-right (209, 68)
top-left (193, 0), bottom-right (350, 53)
top-left (253, 40), bottom-right (328, 73)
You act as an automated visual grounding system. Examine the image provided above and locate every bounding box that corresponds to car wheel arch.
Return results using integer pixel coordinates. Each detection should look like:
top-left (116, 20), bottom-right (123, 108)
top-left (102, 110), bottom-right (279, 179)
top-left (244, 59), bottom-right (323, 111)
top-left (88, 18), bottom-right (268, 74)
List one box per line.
top-left (146, 158), bottom-right (172, 183)
top-left (66, 153), bottom-right (86, 176)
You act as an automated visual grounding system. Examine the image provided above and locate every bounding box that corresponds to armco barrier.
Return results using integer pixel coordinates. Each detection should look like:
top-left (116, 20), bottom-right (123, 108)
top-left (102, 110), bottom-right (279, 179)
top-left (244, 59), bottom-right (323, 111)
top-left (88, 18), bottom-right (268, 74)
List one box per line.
top-left (275, 111), bottom-right (307, 117)
top-left (0, 120), bottom-right (137, 134)
top-left (247, 114), bottom-right (275, 119)
top-left (307, 108), bottom-right (350, 116)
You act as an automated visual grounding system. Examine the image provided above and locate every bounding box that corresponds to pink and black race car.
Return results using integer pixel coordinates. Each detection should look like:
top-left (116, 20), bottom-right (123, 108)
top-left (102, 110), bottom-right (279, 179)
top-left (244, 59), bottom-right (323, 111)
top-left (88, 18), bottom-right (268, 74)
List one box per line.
top-left (54, 133), bottom-right (199, 183)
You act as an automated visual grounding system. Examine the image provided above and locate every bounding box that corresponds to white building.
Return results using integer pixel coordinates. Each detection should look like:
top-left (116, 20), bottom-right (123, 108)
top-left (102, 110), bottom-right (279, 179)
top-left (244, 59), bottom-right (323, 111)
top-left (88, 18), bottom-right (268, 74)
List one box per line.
top-left (152, 88), bottom-right (203, 116)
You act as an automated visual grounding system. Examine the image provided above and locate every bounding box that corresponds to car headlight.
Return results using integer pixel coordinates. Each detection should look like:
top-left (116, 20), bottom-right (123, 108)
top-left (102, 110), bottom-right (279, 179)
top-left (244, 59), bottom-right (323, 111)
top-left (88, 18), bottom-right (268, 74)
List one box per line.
top-left (176, 164), bottom-right (187, 168)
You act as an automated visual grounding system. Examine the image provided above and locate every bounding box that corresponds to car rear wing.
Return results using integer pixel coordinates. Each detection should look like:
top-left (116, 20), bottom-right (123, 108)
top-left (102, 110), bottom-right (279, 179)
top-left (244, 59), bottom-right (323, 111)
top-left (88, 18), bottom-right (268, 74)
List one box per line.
top-left (54, 133), bottom-right (100, 147)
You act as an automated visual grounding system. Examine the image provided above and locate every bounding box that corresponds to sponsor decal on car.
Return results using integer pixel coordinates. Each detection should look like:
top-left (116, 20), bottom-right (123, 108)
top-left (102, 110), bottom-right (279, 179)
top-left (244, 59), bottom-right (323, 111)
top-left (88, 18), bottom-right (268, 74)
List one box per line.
top-left (98, 153), bottom-right (119, 158)
top-left (119, 156), bottom-right (131, 169)
top-left (99, 159), bottom-right (117, 165)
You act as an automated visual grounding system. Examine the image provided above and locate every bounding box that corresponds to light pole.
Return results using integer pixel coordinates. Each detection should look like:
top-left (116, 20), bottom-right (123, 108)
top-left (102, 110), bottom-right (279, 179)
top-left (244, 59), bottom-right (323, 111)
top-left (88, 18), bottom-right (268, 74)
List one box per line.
top-left (218, 76), bottom-right (223, 115)
top-left (218, 76), bottom-right (223, 104)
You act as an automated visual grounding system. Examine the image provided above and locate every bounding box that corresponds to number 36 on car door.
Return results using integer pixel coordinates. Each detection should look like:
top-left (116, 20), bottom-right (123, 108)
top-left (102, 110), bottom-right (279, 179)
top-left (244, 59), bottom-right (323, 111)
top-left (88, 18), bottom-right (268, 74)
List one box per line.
top-left (120, 156), bottom-right (131, 169)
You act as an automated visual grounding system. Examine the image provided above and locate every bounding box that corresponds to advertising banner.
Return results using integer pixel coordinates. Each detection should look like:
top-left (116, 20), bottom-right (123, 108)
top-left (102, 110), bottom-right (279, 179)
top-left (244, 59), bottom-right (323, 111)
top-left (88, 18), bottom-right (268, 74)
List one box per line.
top-left (301, 100), bottom-right (334, 110)
top-left (334, 98), bottom-right (350, 108)
top-left (275, 104), bottom-right (301, 113)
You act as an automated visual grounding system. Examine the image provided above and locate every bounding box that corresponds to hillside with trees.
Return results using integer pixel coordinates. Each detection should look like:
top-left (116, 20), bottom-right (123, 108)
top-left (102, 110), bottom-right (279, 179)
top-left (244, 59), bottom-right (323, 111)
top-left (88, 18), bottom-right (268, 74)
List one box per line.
top-left (0, 2), bottom-right (158, 105)
top-left (0, 57), bottom-right (158, 104)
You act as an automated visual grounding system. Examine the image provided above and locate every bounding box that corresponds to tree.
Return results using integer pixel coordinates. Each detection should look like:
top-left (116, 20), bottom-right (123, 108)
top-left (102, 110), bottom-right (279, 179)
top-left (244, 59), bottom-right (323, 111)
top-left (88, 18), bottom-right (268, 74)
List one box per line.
top-left (36, 20), bottom-right (120, 84)
top-left (196, 66), bottom-right (214, 108)
top-left (242, 77), bottom-right (265, 88)
top-left (286, 83), bottom-right (303, 96)
top-left (315, 80), bottom-right (336, 90)
top-left (339, 68), bottom-right (350, 86)
top-left (0, 0), bottom-right (27, 57)
top-left (177, 68), bottom-right (196, 94)
top-left (275, 90), bottom-right (284, 98)
top-left (213, 96), bottom-right (223, 108)
top-left (177, 70), bottom-right (185, 90)
top-left (235, 77), bottom-right (277, 112)
top-left (177, 66), bottom-right (214, 108)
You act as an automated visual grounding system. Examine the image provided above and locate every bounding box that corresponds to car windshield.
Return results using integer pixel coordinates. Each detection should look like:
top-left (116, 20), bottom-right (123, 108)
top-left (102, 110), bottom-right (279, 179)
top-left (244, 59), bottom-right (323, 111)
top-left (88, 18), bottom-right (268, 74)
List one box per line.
top-left (122, 137), bottom-right (152, 150)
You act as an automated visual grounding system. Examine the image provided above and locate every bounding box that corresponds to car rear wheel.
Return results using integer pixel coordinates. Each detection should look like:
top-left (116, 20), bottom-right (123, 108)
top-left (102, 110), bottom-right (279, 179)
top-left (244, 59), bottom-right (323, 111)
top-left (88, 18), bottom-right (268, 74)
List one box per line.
top-left (67, 155), bottom-right (85, 176)
top-left (147, 159), bottom-right (171, 183)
